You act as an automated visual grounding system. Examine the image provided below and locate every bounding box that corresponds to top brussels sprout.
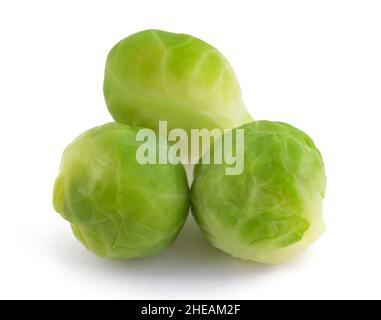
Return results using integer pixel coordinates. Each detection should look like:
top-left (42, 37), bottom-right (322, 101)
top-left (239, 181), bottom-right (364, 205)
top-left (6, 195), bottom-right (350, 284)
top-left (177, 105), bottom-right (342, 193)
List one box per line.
top-left (191, 121), bottom-right (326, 264)
top-left (103, 29), bottom-right (252, 134)
top-left (53, 123), bottom-right (190, 259)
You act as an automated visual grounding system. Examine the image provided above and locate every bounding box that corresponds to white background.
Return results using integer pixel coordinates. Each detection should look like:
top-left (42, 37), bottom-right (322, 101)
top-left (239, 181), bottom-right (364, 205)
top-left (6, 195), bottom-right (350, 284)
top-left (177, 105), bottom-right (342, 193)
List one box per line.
top-left (0, 0), bottom-right (380, 300)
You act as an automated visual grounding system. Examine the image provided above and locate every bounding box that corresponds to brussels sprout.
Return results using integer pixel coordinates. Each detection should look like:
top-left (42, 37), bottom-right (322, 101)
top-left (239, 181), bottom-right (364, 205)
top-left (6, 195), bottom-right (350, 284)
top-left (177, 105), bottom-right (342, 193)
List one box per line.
top-left (53, 123), bottom-right (190, 259)
top-left (103, 29), bottom-right (252, 134)
top-left (191, 121), bottom-right (326, 264)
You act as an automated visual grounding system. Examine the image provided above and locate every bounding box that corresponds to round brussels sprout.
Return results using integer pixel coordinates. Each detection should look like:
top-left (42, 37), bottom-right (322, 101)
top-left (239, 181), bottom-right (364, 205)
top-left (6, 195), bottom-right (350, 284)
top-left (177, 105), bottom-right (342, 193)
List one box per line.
top-left (103, 29), bottom-right (252, 133)
top-left (53, 123), bottom-right (190, 259)
top-left (191, 121), bottom-right (326, 264)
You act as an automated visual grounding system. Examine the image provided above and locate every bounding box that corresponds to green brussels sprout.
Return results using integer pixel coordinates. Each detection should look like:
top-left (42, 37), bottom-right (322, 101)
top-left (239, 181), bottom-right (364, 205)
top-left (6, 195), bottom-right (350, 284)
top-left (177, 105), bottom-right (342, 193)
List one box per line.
top-left (191, 121), bottom-right (326, 264)
top-left (103, 29), bottom-right (252, 134)
top-left (53, 123), bottom-right (190, 259)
